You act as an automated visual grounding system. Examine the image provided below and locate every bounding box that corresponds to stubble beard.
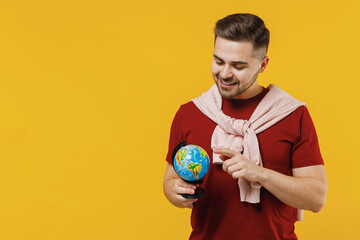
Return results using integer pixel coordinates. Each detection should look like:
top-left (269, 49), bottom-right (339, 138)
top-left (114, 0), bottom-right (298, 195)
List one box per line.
top-left (215, 71), bottom-right (259, 99)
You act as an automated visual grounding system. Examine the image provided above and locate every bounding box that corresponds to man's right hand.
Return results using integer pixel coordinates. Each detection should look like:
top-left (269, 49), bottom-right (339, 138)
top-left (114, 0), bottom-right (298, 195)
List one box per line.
top-left (163, 163), bottom-right (198, 208)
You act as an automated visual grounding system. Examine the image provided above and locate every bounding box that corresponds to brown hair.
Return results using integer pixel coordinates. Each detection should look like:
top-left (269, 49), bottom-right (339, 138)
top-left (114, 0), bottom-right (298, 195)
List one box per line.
top-left (214, 13), bottom-right (270, 52)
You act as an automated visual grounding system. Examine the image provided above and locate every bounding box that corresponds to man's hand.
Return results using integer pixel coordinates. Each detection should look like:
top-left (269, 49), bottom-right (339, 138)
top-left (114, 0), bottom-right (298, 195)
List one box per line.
top-left (214, 147), bottom-right (327, 212)
top-left (163, 163), bottom-right (198, 209)
top-left (213, 148), bottom-right (263, 182)
top-left (172, 179), bottom-right (199, 208)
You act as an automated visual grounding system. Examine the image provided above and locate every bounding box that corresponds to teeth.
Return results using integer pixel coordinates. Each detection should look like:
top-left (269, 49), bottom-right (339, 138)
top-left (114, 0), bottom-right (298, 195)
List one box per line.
top-left (221, 79), bottom-right (235, 85)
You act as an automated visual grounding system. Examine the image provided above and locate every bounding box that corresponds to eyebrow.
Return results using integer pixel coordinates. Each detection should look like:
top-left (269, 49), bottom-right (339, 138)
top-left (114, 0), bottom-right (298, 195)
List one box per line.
top-left (213, 54), bottom-right (248, 65)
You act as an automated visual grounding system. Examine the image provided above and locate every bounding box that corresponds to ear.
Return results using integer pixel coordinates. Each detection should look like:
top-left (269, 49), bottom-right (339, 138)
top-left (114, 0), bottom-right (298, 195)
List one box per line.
top-left (259, 56), bottom-right (269, 73)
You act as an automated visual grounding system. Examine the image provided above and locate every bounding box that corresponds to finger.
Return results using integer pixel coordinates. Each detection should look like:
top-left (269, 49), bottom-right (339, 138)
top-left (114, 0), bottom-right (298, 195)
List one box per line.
top-left (222, 157), bottom-right (241, 172)
top-left (213, 148), bottom-right (238, 158)
top-left (231, 169), bottom-right (247, 179)
top-left (175, 194), bottom-right (199, 204)
top-left (175, 193), bottom-right (199, 201)
top-left (219, 154), bottom-right (230, 161)
top-left (175, 179), bottom-right (197, 190)
top-left (181, 198), bottom-right (198, 209)
top-left (227, 162), bottom-right (244, 175)
top-left (173, 185), bottom-right (196, 195)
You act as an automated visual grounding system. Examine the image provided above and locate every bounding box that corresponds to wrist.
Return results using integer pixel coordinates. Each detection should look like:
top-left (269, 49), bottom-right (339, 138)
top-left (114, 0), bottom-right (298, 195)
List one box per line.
top-left (256, 165), bottom-right (267, 184)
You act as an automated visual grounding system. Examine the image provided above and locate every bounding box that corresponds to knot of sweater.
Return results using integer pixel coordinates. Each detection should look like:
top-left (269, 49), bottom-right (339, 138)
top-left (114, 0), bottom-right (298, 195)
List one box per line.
top-left (216, 114), bottom-right (252, 137)
top-left (234, 119), bottom-right (251, 137)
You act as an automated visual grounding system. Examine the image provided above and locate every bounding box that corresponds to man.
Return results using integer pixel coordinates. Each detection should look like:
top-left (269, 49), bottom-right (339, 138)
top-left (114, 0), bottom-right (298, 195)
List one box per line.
top-left (163, 13), bottom-right (327, 240)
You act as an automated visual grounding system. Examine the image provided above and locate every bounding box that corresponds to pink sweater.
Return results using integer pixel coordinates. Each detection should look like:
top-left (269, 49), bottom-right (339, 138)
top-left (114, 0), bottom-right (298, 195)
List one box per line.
top-left (192, 84), bottom-right (306, 220)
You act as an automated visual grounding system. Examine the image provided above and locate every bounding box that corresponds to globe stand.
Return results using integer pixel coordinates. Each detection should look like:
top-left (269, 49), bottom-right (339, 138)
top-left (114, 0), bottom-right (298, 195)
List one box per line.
top-left (180, 179), bottom-right (205, 199)
top-left (172, 142), bottom-right (207, 199)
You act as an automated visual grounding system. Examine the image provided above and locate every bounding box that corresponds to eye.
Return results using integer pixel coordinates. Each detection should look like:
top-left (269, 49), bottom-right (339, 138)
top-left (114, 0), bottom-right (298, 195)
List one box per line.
top-left (234, 65), bottom-right (244, 70)
top-left (215, 61), bottom-right (224, 65)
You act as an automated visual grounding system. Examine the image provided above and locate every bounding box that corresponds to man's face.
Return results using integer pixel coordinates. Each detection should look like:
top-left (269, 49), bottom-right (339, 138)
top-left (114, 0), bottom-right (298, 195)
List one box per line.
top-left (211, 37), bottom-right (268, 99)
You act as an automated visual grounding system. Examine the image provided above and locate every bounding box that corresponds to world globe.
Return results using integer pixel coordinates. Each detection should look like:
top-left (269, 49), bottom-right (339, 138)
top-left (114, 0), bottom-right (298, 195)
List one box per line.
top-left (173, 144), bottom-right (210, 182)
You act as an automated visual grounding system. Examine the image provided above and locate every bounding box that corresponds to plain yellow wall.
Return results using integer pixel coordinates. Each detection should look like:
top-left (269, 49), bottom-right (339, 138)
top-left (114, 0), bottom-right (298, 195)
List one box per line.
top-left (0, 0), bottom-right (359, 239)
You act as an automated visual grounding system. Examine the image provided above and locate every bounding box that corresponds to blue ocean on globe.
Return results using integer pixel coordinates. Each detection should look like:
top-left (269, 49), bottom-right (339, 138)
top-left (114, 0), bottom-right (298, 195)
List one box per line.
top-left (173, 145), bottom-right (210, 182)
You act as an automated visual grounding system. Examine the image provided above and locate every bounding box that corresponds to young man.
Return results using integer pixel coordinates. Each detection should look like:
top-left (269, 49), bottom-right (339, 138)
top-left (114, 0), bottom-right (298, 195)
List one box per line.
top-left (163, 13), bottom-right (327, 240)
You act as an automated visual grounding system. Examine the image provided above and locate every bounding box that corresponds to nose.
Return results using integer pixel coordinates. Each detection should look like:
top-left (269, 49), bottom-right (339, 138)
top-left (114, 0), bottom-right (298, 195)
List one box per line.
top-left (219, 65), bottom-right (233, 79)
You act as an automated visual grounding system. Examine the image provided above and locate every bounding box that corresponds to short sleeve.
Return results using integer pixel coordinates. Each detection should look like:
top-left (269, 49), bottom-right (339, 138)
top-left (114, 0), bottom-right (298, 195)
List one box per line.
top-left (291, 107), bottom-right (324, 168)
top-left (165, 106), bottom-right (185, 164)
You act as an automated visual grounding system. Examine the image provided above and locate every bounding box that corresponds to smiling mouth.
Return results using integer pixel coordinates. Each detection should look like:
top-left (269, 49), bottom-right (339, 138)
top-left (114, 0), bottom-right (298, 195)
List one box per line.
top-left (219, 78), bottom-right (237, 87)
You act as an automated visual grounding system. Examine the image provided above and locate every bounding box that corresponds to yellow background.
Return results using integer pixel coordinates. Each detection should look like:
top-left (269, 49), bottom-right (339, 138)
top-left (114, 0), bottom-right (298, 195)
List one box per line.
top-left (0, 0), bottom-right (359, 239)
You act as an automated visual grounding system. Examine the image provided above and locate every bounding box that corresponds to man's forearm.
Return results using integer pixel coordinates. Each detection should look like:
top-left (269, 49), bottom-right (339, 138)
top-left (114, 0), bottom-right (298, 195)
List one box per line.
top-left (257, 166), bottom-right (327, 212)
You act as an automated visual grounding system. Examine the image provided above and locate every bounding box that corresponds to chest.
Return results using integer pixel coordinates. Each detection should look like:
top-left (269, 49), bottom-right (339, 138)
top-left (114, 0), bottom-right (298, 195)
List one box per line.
top-left (182, 105), bottom-right (300, 175)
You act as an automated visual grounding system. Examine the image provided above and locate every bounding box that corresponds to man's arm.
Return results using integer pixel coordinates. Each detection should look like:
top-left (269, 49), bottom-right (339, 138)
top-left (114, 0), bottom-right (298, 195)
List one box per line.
top-left (163, 163), bottom-right (198, 209)
top-left (258, 165), bottom-right (327, 212)
top-left (214, 148), bottom-right (327, 212)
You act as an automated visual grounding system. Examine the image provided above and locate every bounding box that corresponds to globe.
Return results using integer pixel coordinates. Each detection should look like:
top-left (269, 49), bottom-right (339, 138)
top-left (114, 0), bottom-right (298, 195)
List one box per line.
top-left (173, 144), bottom-right (210, 182)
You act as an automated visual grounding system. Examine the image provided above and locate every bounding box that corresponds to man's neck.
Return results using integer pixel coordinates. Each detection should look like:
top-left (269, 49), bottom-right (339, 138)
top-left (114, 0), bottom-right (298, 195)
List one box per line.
top-left (232, 82), bottom-right (263, 100)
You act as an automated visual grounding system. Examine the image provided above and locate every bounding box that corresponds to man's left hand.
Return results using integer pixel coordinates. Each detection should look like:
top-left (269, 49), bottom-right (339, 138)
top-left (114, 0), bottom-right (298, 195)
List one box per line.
top-left (213, 148), bottom-right (263, 182)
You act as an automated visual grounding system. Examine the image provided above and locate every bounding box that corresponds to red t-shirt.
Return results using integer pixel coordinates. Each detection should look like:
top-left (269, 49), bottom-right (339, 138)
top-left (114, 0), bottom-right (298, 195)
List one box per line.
top-left (166, 87), bottom-right (323, 240)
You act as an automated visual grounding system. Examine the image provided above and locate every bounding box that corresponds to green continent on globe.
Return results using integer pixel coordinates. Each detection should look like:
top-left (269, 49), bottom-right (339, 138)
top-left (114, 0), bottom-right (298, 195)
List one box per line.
top-left (195, 146), bottom-right (208, 158)
top-left (187, 163), bottom-right (202, 179)
top-left (176, 149), bottom-right (188, 165)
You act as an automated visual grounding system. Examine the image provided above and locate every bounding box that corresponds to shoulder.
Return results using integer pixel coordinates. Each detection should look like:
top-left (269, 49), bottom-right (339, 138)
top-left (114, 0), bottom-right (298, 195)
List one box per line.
top-left (174, 100), bottom-right (217, 132)
top-left (275, 105), bottom-right (318, 137)
top-left (284, 105), bottom-right (312, 124)
top-left (171, 101), bottom-right (201, 126)
top-left (179, 101), bottom-right (198, 112)
top-left (175, 101), bottom-right (201, 118)
top-left (259, 105), bottom-right (313, 143)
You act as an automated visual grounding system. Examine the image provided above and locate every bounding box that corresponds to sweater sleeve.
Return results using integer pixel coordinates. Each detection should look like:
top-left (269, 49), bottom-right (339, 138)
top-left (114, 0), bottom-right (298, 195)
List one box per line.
top-left (291, 107), bottom-right (324, 168)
